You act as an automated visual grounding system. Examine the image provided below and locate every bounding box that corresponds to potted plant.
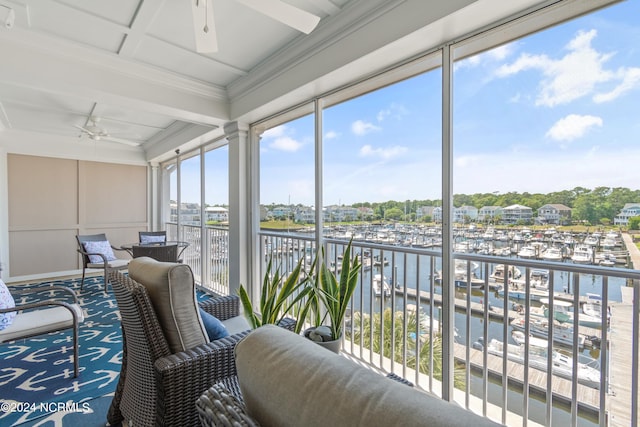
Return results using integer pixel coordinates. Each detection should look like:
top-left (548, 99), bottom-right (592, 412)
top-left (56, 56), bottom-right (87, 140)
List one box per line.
top-left (300, 239), bottom-right (362, 353)
top-left (238, 256), bottom-right (310, 329)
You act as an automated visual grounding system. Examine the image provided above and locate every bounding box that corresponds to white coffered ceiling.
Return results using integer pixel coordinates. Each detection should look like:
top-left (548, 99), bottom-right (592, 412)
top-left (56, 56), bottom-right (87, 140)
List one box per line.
top-left (0, 0), bottom-right (550, 164)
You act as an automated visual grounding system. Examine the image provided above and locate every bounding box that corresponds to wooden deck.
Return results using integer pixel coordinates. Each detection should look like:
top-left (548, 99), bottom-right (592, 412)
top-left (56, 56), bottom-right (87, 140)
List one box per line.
top-left (607, 283), bottom-right (638, 426)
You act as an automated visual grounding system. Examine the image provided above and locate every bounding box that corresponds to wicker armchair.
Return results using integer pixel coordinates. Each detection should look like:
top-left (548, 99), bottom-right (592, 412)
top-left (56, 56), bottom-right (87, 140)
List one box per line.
top-left (107, 270), bottom-right (250, 427)
top-left (107, 267), bottom-right (297, 427)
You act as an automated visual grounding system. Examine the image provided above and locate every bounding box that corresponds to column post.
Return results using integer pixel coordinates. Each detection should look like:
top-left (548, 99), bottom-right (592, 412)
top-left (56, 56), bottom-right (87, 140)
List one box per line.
top-left (225, 121), bottom-right (250, 295)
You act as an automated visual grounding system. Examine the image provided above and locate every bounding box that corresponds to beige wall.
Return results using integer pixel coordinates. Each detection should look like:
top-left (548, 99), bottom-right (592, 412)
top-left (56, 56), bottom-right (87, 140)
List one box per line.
top-left (7, 154), bottom-right (147, 279)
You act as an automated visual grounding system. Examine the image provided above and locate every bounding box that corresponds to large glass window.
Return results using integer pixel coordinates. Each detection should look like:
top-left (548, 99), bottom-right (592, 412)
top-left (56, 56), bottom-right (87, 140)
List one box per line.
top-left (259, 111), bottom-right (315, 230)
top-left (452, 2), bottom-right (640, 425)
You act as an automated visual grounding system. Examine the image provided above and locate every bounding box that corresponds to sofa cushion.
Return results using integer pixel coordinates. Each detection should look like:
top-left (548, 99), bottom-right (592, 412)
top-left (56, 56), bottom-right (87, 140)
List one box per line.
top-left (235, 325), bottom-right (502, 427)
top-left (128, 257), bottom-right (207, 353)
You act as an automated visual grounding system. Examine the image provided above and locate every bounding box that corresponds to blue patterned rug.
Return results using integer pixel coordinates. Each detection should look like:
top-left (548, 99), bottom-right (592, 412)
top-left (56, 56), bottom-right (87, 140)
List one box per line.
top-left (0, 276), bottom-right (123, 426)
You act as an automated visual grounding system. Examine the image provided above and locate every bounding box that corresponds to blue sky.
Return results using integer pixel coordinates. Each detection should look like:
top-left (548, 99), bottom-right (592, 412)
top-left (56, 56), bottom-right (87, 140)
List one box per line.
top-left (191, 1), bottom-right (640, 207)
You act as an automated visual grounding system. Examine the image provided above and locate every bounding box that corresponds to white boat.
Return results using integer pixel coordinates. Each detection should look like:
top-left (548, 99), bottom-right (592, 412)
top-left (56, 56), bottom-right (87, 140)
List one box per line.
top-left (517, 245), bottom-right (538, 259)
top-left (582, 293), bottom-right (611, 325)
top-left (490, 264), bottom-right (522, 282)
top-left (496, 279), bottom-right (549, 301)
top-left (541, 247), bottom-right (563, 262)
top-left (530, 269), bottom-right (550, 290)
top-left (372, 274), bottom-right (391, 297)
top-left (539, 298), bottom-right (604, 329)
top-left (475, 336), bottom-right (600, 389)
top-left (583, 235), bottom-right (600, 246)
top-left (595, 252), bottom-right (616, 267)
top-left (571, 245), bottom-right (593, 264)
top-left (510, 316), bottom-right (585, 349)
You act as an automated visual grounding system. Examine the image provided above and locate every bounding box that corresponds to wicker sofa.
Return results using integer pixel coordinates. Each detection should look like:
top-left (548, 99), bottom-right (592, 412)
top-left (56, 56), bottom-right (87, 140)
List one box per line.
top-left (197, 324), bottom-right (504, 427)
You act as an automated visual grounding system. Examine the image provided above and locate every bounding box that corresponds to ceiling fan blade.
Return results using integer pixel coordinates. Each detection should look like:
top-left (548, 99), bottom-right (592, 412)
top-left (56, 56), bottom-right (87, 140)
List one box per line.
top-left (74, 124), bottom-right (95, 136)
top-left (236, 0), bottom-right (320, 34)
top-left (103, 136), bottom-right (141, 147)
top-left (191, 0), bottom-right (218, 53)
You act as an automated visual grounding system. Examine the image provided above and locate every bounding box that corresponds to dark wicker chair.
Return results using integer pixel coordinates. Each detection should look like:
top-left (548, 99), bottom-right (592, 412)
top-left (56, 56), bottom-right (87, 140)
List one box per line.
top-left (107, 270), bottom-right (295, 427)
top-left (76, 233), bottom-right (129, 291)
top-left (132, 243), bottom-right (178, 262)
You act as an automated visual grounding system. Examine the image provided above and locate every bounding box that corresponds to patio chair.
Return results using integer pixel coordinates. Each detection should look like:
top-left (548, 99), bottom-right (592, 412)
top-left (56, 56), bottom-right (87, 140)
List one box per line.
top-left (106, 257), bottom-right (296, 427)
top-left (76, 233), bottom-right (130, 292)
top-left (0, 284), bottom-right (84, 377)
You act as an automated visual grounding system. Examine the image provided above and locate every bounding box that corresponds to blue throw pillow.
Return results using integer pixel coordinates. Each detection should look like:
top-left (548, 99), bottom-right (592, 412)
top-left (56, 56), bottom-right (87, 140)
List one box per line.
top-left (199, 308), bottom-right (229, 341)
top-left (0, 279), bottom-right (17, 331)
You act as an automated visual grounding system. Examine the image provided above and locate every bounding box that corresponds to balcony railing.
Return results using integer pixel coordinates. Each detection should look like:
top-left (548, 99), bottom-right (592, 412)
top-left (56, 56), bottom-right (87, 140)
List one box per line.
top-left (166, 222), bottom-right (230, 295)
top-left (257, 229), bottom-right (640, 427)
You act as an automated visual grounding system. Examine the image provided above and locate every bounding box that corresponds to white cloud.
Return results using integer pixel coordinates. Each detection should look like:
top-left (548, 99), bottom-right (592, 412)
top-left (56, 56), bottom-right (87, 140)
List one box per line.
top-left (545, 114), bottom-right (603, 142)
top-left (269, 136), bottom-right (303, 152)
top-left (324, 130), bottom-right (339, 140)
top-left (495, 29), bottom-right (623, 107)
top-left (261, 125), bottom-right (286, 139)
top-left (593, 67), bottom-right (640, 103)
top-left (456, 43), bottom-right (516, 70)
top-left (377, 103), bottom-right (409, 122)
top-left (351, 120), bottom-right (381, 135)
top-left (261, 124), bottom-right (304, 152)
top-left (359, 144), bottom-right (407, 159)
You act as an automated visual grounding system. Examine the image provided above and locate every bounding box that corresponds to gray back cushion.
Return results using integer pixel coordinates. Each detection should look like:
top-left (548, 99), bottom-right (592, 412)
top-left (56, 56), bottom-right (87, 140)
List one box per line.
top-left (128, 257), bottom-right (207, 353)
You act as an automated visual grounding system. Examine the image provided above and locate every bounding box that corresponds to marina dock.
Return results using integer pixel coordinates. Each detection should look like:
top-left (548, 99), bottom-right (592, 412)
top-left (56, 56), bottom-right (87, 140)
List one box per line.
top-left (607, 234), bottom-right (640, 426)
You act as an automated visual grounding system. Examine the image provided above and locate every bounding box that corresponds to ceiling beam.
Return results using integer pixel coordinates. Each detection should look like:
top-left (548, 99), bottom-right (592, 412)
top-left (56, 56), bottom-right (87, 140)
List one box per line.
top-left (119, 0), bottom-right (167, 57)
top-left (0, 30), bottom-right (230, 127)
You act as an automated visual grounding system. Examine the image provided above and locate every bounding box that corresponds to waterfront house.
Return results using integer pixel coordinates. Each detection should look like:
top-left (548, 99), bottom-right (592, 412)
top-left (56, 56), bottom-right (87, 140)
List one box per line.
top-left (502, 204), bottom-right (534, 225)
top-left (537, 203), bottom-right (572, 225)
top-left (478, 206), bottom-right (504, 223)
top-left (1, 1), bottom-right (638, 426)
top-left (205, 206), bottom-right (229, 223)
top-left (417, 206), bottom-right (437, 221)
top-left (614, 203), bottom-right (640, 226)
top-left (454, 205), bottom-right (479, 223)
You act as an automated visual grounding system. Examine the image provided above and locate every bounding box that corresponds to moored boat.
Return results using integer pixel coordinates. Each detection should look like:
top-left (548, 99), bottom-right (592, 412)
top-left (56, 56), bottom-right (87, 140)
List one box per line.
top-left (510, 316), bottom-right (585, 349)
top-left (473, 336), bottom-right (600, 389)
top-left (372, 274), bottom-right (391, 297)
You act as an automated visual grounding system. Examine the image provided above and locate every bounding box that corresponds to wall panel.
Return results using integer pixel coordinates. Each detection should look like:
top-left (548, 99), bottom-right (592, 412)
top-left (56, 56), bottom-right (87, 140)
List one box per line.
top-left (7, 154), bottom-right (147, 279)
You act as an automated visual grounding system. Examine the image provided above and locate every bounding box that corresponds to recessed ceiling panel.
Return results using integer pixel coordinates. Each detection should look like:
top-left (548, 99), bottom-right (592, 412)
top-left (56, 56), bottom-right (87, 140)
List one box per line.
top-left (55, 0), bottom-right (142, 26)
top-left (30, 1), bottom-right (127, 53)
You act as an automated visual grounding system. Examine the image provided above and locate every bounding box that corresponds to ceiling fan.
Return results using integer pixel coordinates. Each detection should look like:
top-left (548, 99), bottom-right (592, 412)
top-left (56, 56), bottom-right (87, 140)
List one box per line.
top-left (191, 0), bottom-right (321, 53)
top-left (74, 117), bottom-right (141, 147)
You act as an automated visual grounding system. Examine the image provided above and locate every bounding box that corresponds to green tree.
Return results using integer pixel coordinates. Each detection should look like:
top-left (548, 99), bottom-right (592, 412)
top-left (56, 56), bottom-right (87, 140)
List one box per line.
top-left (629, 216), bottom-right (640, 230)
top-left (385, 207), bottom-right (404, 220)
